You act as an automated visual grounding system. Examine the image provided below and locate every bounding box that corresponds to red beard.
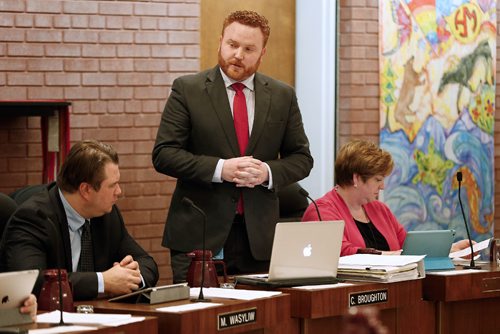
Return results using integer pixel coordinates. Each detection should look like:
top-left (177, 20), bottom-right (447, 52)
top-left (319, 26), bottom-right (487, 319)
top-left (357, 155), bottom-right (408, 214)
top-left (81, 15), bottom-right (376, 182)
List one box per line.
top-left (218, 51), bottom-right (261, 81)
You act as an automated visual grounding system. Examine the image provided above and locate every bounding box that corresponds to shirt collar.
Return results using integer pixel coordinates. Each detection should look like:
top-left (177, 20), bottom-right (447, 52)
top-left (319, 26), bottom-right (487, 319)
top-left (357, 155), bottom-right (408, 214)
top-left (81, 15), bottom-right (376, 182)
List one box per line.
top-left (58, 188), bottom-right (86, 232)
top-left (219, 68), bottom-right (255, 91)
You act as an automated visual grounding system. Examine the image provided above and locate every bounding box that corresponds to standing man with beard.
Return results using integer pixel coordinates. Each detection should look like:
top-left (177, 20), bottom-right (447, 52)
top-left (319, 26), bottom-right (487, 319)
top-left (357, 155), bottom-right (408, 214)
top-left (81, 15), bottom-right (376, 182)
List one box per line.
top-left (153, 10), bottom-right (313, 283)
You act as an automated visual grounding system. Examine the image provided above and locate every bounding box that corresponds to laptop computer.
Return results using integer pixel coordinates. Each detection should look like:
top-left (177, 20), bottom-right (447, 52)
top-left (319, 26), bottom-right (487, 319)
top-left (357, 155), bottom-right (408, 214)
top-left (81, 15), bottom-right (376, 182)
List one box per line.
top-left (0, 269), bottom-right (39, 326)
top-left (235, 220), bottom-right (345, 287)
top-left (402, 230), bottom-right (455, 271)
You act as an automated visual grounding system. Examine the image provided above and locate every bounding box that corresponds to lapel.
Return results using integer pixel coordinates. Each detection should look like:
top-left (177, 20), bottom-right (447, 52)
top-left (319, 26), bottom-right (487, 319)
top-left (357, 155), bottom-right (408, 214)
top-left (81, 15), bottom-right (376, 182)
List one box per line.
top-left (247, 73), bottom-right (271, 154)
top-left (205, 67), bottom-right (272, 156)
top-left (206, 66), bottom-right (240, 157)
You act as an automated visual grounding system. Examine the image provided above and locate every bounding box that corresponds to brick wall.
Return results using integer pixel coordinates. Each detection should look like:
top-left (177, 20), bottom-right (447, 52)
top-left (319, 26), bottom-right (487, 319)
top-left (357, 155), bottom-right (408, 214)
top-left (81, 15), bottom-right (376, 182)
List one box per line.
top-left (338, 0), bottom-right (380, 147)
top-left (0, 0), bottom-right (200, 284)
top-left (338, 0), bottom-right (500, 238)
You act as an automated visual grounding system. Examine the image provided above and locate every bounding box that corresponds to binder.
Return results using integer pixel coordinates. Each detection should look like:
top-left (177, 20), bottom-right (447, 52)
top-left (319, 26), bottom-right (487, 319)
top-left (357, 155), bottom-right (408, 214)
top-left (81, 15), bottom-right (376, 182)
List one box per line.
top-left (336, 254), bottom-right (426, 283)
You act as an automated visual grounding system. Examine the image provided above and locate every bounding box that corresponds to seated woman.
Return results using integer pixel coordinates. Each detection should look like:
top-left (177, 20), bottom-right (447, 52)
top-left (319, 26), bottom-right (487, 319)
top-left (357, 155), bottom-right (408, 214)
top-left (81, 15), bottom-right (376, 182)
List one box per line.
top-left (302, 139), bottom-right (470, 256)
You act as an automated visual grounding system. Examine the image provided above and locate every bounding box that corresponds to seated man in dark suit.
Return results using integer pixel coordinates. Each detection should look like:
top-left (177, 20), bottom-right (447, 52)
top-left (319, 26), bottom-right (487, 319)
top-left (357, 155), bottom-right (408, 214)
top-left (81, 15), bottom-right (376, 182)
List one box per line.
top-left (0, 139), bottom-right (159, 300)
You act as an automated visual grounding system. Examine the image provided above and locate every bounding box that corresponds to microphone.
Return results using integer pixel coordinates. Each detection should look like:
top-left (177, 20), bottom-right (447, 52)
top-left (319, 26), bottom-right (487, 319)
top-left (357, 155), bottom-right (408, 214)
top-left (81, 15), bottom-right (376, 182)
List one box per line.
top-left (182, 197), bottom-right (211, 302)
top-left (45, 215), bottom-right (68, 326)
top-left (456, 171), bottom-right (480, 269)
top-left (298, 187), bottom-right (322, 221)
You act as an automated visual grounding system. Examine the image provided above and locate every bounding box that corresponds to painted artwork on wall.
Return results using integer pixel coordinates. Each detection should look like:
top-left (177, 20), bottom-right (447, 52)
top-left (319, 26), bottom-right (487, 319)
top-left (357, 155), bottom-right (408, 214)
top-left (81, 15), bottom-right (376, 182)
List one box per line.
top-left (379, 0), bottom-right (496, 244)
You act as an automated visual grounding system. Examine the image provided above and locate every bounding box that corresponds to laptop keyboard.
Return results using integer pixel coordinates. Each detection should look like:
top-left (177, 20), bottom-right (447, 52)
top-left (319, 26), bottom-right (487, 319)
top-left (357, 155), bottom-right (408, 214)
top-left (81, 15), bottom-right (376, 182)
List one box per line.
top-left (235, 276), bottom-right (341, 288)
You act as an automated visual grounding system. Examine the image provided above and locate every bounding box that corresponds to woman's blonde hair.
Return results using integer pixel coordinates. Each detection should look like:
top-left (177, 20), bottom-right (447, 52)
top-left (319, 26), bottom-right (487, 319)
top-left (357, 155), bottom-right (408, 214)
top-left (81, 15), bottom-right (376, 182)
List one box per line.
top-left (335, 139), bottom-right (393, 186)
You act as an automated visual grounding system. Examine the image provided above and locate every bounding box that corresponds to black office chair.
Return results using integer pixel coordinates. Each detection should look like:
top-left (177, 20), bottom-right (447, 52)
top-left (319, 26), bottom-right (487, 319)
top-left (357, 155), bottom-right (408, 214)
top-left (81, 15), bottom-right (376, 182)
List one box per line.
top-left (0, 192), bottom-right (18, 239)
top-left (9, 183), bottom-right (48, 205)
top-left (2, 184), bottom-right (47, 239)
top-left (277, 183), bottom-right (309, 222)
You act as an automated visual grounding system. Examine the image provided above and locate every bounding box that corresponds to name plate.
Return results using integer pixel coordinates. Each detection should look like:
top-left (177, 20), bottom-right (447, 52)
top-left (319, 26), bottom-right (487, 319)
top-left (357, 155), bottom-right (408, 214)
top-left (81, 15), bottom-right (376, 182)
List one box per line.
top-left (218, 307), bottom-right (257, 330)
top-left (349, 289), bottom-right (388, 307)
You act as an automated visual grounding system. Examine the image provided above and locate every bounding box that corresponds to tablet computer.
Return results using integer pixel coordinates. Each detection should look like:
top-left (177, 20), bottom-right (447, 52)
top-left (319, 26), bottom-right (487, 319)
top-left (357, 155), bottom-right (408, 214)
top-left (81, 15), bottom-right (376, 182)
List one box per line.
top-left (402, 230), bottom-right (455, 271)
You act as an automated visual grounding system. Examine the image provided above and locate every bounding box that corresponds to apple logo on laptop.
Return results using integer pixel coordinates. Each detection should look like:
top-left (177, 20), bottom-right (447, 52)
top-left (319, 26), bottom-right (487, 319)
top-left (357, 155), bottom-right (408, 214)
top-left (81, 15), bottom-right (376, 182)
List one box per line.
top-left (1, 295), bottom-right (9, 304)
top-left (303, 243), bottom-right (312, 257)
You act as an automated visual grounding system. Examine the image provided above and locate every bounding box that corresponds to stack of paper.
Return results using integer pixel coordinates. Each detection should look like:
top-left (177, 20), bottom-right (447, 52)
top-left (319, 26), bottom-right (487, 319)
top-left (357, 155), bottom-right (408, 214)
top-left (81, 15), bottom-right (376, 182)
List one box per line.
top-left (337, 254), bottom-right (426, 283)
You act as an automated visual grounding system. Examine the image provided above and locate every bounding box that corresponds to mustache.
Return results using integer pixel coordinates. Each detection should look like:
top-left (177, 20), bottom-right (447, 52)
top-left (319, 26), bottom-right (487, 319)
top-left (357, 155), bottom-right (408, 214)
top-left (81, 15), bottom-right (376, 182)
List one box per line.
top-left (229, 60), bottom-right (244, 67)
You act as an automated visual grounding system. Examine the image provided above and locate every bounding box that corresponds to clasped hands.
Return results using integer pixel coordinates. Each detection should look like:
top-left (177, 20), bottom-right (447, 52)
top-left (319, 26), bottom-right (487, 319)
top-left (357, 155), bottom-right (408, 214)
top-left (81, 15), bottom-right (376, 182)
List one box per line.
top-left (103, 255), bottom-right (142, 296)
top-left (222, 156), bottom-right (269, 188)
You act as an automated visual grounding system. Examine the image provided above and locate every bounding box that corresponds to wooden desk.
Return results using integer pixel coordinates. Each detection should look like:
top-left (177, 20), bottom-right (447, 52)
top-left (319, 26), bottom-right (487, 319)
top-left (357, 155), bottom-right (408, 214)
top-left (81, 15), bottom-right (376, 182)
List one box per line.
top-left (280, 279), bottom-right (434, 334)
top-left (423, 263), bottom-right (500, 333)
top-left (12, 316), bottom-right (158, 334)
top-left (76, 293), bottom-right (297, 334)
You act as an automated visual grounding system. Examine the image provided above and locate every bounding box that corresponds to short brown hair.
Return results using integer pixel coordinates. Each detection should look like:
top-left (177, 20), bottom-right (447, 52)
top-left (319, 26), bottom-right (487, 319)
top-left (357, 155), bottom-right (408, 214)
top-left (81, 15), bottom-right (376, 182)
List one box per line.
top-left (222, 10), bottom-right (271, 47)
top-left (335, 140), bottom-right (394, 187)
top-left (57, 139), bottom-right (119, 193)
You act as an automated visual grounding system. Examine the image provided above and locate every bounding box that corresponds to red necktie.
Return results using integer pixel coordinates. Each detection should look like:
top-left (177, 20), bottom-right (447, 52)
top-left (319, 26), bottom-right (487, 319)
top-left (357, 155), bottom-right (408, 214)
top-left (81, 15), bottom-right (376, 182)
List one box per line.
top-left (232, 83), bottom-right (249, 155)
top-left (232, 83), bottom-right (249, 214)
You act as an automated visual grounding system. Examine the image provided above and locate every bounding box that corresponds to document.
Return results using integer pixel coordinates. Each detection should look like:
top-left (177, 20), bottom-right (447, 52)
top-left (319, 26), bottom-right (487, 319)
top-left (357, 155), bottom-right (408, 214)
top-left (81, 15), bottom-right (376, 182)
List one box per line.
top-left (291, 282), bottom-right (355, 290)
top-left (339, 254), bottom-right (425, 266)
top-left (36, 311), bottom-right (144, 327)
top-left (189, 287), bottom-right (282, 300)
top-left (29, 325), bottom-right (98, 333)
top-left (337, 254), bottom-right (426, 282)
top-left (449, 238), bottom-right (492, 259)
top-left (157, 302), bottom-right (223, 313)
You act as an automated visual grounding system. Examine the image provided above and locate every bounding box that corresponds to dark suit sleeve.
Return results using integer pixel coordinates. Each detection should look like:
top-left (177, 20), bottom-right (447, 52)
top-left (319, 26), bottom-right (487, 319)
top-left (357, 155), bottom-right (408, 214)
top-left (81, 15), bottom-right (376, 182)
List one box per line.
top-left (69, 272), bottom-right (99, 300)
top-left (60, 207), bottom-right (159, 301)
top-left (152, 76), bottom-right (220, 186)
top-left (0, 203), bottom-right (101, 301)
top-left (0, 204), bottom-right (71, 298)
top-left (60, 206), bottom-right (159, 301)
top-left (265, 90), bottom-right (313, 189)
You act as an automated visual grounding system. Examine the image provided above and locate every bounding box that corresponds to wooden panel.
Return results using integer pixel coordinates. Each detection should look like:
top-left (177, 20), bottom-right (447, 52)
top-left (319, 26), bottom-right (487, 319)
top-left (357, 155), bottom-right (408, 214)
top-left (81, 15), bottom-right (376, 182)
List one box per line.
top-left (423, 264), bottom-right (500, 301)
top-left (76, 294), bottom-right (297, 334)
top-left (283, 280), bottom-right (424, 319)
top-left (281, 280), bottom-right (434, 334)
top-left (437, 299), bottom-right (500, 333)
top-left (200, 0), bottom-right (295, 86)
top-left (423, 264), bottom-right (500, 333)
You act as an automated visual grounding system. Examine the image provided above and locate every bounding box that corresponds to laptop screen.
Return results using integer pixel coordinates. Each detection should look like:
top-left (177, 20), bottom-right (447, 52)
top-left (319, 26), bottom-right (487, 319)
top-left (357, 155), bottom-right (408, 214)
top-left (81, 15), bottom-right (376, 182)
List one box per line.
top-left (268, 221), bottom-right (345, 281)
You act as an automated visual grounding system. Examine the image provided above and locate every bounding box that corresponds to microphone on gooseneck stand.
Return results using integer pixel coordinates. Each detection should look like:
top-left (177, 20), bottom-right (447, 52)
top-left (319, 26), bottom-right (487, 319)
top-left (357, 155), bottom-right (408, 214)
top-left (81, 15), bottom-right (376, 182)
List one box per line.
top-left (298, 187), bottom-right (323, 221)
top-left (44, 214), bottom-right (67, 326)
top-left (182, 197), bottom-right (211, 302)
top-left (456, 171), bottom-right (481, 270)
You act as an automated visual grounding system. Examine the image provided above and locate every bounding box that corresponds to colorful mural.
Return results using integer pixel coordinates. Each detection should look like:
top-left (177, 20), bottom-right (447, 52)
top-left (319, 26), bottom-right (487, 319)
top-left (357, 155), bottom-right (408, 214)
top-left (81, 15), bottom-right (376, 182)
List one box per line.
top-left (379, 0), bottom-right (496, 244)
